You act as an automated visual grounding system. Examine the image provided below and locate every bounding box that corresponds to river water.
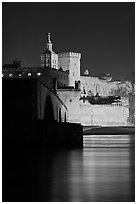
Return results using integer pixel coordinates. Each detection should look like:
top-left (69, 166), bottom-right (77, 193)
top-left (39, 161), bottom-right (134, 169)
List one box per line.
top-left (3, 134), bottom-right (135, 202)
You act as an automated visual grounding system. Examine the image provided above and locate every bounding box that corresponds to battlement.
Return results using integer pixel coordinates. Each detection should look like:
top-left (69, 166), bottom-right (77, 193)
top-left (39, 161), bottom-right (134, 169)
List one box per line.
top-left (58, 52), bottom-right (81, 59)
top-left (80, 101), bottom-right (125, 107)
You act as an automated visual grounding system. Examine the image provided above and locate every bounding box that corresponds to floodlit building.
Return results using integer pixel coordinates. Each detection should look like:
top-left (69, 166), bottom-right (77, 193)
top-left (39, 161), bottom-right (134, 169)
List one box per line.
top-left (40, 33), bottom-right (119, 97)
top-left (3, 33), bottom-right (133, 126)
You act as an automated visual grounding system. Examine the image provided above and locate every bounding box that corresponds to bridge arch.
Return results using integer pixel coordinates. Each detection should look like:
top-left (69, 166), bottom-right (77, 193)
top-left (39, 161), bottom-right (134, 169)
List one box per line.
top-left (44, 95), bottom-right (55, 121)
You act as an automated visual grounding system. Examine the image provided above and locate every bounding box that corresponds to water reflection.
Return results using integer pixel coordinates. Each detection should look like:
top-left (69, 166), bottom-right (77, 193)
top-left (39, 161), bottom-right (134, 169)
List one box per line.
top-left (50, 148), bottom-right (134, 202)
top-left (83, 134), bottom-right (135, 147)
top-left (3, 135), bottom-right (135, 202)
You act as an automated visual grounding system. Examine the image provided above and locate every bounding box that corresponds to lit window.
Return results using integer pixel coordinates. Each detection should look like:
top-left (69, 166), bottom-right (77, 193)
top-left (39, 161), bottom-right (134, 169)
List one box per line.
top-left (37, 73), bottom-right (41, 76)
top-left (19, 74), bottom-right (22, 77)
top-left (28, 73), bottom-right (31, 76)
top-left (9, 73), bottom-right (13, 77)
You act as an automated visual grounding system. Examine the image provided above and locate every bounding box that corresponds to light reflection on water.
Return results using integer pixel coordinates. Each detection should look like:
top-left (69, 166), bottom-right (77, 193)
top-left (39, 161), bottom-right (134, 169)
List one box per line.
top-left (83, 134), bottom-right (134, 147)
top-left (50, 147), bottom-right (134, 202)
top-left (4, 134), bottom-right (135, 202)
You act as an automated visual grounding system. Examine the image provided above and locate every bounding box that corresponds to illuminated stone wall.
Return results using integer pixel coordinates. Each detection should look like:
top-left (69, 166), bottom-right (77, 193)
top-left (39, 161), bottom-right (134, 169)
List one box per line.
top-left (57, 88), bottom-right (129, 126)
top-left (57, 89), bottom-right (81, 123)
top-left (58, 52), bottom-right (81, 87)
top-left (80, 76), bottom-right (109, 96)
top-left (80, 100), bottom-right (129, 126)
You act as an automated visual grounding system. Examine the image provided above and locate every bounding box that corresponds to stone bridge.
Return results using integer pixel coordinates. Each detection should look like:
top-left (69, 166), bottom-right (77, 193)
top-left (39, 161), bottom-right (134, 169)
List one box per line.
top-left (2, 76), bottom-right (82, 147)
top-left (3, 73), bottom-right (67, 123)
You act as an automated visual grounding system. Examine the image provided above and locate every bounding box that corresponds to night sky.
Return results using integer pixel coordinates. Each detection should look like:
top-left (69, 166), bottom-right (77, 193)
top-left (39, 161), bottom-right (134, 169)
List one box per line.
top-left (2, 2), bottom-right (135, 81)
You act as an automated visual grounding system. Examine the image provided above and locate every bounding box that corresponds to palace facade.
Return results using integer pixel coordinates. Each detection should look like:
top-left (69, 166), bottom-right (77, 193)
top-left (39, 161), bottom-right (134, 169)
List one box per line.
top-left (3, 33), bottom-right (134, 126)
top-left (40, 33), bottom-right (121, 97)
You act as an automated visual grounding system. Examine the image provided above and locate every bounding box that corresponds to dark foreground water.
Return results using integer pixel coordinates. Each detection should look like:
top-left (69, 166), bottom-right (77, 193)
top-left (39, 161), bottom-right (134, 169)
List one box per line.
top-left (3, 135), bottom-right (135, 202)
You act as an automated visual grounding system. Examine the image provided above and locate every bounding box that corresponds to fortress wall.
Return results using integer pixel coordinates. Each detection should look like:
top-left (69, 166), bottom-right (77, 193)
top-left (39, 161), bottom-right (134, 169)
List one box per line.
top-left (80, 102), bottom-right (129, 126)
top-left (80, 103), bottom-right (92, 126)
top-left (56, 90), bottom-right (129, 126)
top-left (57, 90), bottom-right (81, 123)
top-left (80, 76), bottom-right (109, 96)
top-left (92, 105), bottom-right (129, 126)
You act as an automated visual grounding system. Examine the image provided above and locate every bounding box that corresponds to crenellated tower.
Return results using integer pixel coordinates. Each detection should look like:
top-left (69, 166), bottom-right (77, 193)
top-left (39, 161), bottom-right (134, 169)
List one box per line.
top-left (41, 33), bottom-right (81, 88)
top-left (58, 52), bottom-right (81, 87)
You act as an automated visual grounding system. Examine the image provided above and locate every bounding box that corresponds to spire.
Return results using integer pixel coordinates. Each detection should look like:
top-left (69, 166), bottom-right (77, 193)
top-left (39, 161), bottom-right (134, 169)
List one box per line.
top-left (47, 33), bottom-right (51, 43)
top-left (46, 32), bottom-right (52, 51)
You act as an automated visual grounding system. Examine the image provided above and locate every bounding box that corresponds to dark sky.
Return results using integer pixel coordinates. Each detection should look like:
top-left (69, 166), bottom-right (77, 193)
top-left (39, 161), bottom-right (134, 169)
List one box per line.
top-left (2, 2), bottom-right (135, 81)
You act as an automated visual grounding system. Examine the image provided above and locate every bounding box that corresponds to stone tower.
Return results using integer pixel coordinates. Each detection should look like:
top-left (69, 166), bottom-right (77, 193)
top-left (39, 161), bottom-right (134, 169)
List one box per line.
top-left (41, 33), bottom-right (58, 69)
top-left (58, 52), bottom-right (81, 87)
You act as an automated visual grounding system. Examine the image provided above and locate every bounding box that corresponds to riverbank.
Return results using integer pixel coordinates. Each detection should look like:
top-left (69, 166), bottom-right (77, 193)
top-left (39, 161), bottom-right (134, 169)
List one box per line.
top-left (83, 126), bottom-right (135, 135)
